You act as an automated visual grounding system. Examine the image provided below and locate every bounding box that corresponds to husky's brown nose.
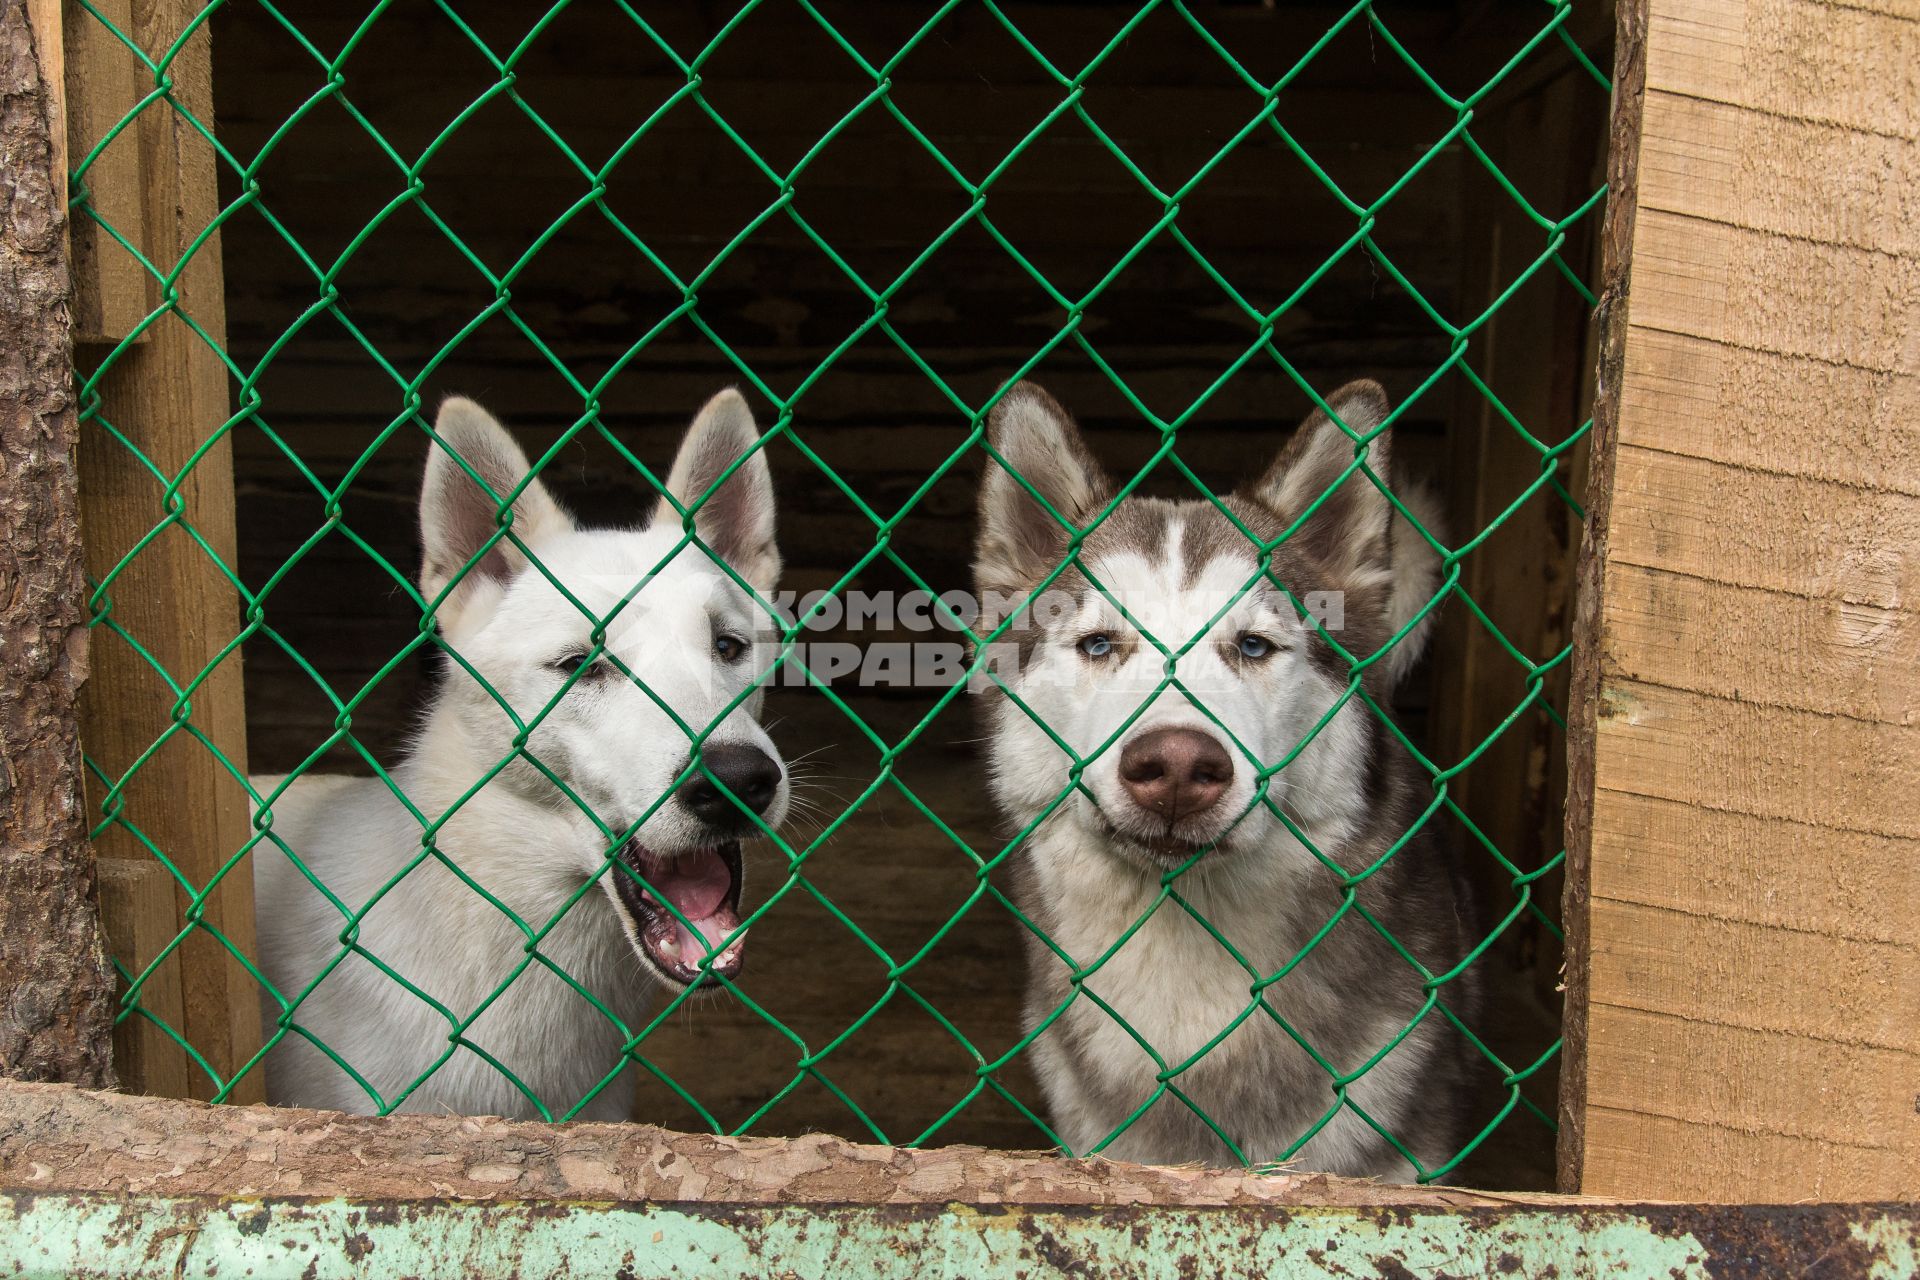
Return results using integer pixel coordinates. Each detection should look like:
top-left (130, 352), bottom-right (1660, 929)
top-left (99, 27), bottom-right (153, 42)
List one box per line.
top-left (1118, 728), bottom-right (1232, 822)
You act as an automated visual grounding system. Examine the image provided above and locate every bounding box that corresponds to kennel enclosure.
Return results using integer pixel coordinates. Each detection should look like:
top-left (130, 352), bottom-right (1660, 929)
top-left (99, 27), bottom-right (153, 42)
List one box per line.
top-left (1, 0), bottom-right (1916, 1272)
top-left (49, 0), bottom-right (1608, 1182)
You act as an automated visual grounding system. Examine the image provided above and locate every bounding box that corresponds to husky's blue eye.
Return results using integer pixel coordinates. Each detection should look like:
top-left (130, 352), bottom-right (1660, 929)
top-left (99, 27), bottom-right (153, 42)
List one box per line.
top-left (1078, 633), bottom-right (1114, 659)
top-left (714, 634), bottom-right (748, 663)
top-left (551, 651), bottom-right (596, 676)
top-left (1237, 633), bottom-right (1273, 659)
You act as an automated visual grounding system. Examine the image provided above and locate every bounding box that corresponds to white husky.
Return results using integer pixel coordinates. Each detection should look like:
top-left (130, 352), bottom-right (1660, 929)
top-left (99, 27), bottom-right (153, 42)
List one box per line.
top-left (254, 390), bottom-right (789, 1120)
top-left (974, 380), bottom-right (1488, 1179)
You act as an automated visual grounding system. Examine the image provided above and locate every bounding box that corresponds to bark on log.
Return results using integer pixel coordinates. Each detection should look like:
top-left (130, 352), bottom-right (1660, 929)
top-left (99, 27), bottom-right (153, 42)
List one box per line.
top-left (1558, 0), bottom-right (1646, 1196)
top-left (0, 0), bottom-right (117, 1088)
top-left (0, 1080), bottom-right (1579, 1207)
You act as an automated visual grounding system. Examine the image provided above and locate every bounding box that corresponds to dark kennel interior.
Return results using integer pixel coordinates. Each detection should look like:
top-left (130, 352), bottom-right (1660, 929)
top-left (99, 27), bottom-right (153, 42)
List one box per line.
top-left (203, 0), bottom-right (1608, 1187)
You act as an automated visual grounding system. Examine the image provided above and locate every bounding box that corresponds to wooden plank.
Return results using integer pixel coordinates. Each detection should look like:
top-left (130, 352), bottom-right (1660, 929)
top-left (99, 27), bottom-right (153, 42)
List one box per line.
top-left (1581, 1106), bottom-right (1915, 1201)
top-left (1564, 0), bottom-right (1920, 1201)
top-left (1555, 0), bottom-right (1645, 1182)
top-left (5, 1073), bottom-right (1909, 1210)
top-left (72, 0), bottom-right (263, 1103)
top-left (1593, 678), bottom-right (1920, 839)
top-left (92, 860), bottom-right (191, 1100)
top-left (1586, 791), bottom-right (1911, 945)
top-left (0, 0), bottom-right (117, 1089)
top-left (1584, 1005), bottom-right (1915, 1152)
top-left (1645, 0), bottom-right (1919, 137)
top-left (1601, 561), bottom-right (1916, 724)
top-left (60, 0), bottom-right (149, 344)
top-left (1587, 898), bottom-right (1914, 1050)
top-left (1627, 209), bottom-right (1916, 372)
top-left (1606, 444), bottom-right (1920, 600)
top-left (1638, 90), bottom-right (1917, 255)
top-left (1619, 327), bottom-right (1920, 494)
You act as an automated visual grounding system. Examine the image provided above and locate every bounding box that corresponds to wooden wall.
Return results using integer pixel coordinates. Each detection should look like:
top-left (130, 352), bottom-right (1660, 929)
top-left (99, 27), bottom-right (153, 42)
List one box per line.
top-left (60, 0), bottom-right (266, 1105)
top-left (184, 0), bottom-right (1604, 1181)
top-left (1562, 0), bottom-right (1918, 1200)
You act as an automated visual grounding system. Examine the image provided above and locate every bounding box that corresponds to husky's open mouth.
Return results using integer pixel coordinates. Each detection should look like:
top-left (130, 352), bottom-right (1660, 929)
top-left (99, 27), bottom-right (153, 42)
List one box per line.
top-left (613, 843), bottom-right (746, 987)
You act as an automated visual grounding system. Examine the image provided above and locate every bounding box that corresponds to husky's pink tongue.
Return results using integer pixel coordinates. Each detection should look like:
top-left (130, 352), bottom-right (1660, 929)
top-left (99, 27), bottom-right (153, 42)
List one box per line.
top-left (651, 849), bottom-right (732, 922)
top-left (655, 849), bottom-right (738, 960)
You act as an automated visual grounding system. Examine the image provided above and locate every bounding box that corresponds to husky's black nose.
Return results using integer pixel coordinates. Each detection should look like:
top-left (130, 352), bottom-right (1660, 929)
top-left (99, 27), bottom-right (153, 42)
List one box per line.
top-left (1118, 728), bottom-right (1232, 823)
top-left (679, 742), bottom-right (782, 828)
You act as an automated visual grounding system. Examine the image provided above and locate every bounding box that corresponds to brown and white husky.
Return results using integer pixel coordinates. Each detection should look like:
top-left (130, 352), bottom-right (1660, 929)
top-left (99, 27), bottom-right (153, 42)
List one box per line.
top-left (973, 379), bottom-right (1490, 1179)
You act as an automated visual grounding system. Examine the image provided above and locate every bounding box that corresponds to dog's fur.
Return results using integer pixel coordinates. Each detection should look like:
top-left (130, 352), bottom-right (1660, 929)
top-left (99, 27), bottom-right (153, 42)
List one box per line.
top-left (254, 390), bottom-right (788, 1119)
top-left (974, 380), bottom-right (1488, 1178)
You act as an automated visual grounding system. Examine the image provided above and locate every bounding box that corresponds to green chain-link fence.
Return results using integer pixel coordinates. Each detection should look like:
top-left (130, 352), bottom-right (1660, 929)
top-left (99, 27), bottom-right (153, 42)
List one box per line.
top-left (69, 0), bottom-right (1605, 1183)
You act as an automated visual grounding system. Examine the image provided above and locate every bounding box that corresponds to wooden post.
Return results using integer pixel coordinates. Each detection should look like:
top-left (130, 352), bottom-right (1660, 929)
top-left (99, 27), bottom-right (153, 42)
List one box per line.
top-left (1430, 32), bottom-right (1607, 1012)
top-left (1562, 0), bottom-right (1919, 1199)
top-left (0, 0), bottom-right (117, 1089)
top-left (67, 0), bottom-right (263, 1103)
top-left (60, 0), bottom-right (149, 345)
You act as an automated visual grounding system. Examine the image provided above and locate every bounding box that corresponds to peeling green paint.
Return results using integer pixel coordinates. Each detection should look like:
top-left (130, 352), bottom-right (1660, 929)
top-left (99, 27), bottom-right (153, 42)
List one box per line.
top-left (1, 1192), bottom-right (1914, 1279)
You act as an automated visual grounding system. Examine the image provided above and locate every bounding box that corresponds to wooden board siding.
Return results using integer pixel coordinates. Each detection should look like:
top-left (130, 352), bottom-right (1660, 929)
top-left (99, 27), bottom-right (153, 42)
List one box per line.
top-left (1562, 0), bottom-right (1919, 1200)
top-left (66, 0), bottom-right (264, 1103)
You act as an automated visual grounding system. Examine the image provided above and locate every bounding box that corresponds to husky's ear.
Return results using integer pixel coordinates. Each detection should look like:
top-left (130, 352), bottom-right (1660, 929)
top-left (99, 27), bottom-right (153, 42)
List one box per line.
top-left (975, 382), bottom-right (1111, 604)
top-left (1380, 479), bottom-right (1445, 690)
top-left (656, 388), bottom-right (780, 595)
top-left (420, 397), bottom-right (573, 618)
top-left (1243, 379), bottom-right (1397, 587)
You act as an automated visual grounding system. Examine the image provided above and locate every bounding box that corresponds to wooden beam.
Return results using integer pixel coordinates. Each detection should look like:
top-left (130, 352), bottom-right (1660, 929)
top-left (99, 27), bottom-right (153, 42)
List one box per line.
top-left (1427, 40), bottom-right (1607, 1014)
top-left (69, 0), bottom-right (263, 1103)
top-left (1561, 0), bottom-right (1920, 1200)
top-left (0, 0), bottom-right (117, 1089)
top-left (0, 1077), bottom-right (1816, 1207)
top-left (1642, 0), bottom-right (1915, 136)
top-left (60, 0), bottom-right (149, 345)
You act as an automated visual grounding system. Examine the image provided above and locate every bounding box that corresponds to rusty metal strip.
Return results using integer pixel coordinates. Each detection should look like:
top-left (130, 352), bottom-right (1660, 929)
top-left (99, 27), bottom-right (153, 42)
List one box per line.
top-left (1, 1192), bottom-right (1914, 1278)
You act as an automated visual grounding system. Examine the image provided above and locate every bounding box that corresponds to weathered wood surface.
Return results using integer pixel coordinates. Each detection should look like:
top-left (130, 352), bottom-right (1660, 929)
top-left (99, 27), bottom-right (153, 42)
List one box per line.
top-left (0, 0), bottom-right (116, 1089)
top-left (1562, 0), bottom-right (1920, 1200)
top-left (69, 0), bottom-right (264, 1103)
top-left (0, 1079), bottom-right (1583, 1206)
top-left (21, 0), bottom-right (57, 201)
top-left (60, 0), bottom-right (148, 345)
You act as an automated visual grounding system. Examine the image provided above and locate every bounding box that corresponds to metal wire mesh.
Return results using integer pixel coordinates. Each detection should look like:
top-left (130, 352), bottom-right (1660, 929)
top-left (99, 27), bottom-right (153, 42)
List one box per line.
top-left (69, 0), bottom-right (1605, 1181)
